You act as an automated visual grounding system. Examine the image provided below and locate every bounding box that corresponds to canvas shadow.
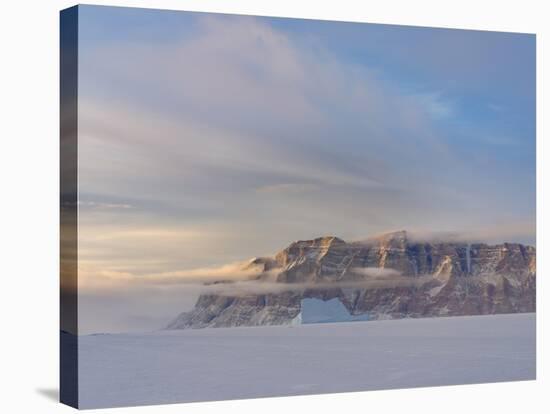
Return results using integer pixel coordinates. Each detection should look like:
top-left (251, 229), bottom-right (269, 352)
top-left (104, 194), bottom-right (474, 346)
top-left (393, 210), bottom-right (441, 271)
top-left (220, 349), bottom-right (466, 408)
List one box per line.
top-left (36, 388), bottom-right (59, 402)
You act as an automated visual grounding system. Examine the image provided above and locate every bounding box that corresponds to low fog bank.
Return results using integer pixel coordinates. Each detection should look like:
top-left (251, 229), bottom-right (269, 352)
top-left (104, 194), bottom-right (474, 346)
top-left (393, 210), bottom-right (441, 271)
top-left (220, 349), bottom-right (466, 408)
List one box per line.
top-left (78, 260), bottom-right (524, 334)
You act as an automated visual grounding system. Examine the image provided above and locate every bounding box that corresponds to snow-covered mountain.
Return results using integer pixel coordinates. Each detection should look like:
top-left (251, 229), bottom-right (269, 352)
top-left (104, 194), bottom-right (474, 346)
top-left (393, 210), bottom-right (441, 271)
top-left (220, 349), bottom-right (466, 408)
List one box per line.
top-left (167, 231), bottom-right (536, 329)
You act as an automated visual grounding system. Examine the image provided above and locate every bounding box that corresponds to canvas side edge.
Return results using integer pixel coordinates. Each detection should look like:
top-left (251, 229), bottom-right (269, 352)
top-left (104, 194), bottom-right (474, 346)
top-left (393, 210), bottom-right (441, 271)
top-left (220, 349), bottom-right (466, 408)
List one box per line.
top-left (60, 5), bottom-right (79, 409)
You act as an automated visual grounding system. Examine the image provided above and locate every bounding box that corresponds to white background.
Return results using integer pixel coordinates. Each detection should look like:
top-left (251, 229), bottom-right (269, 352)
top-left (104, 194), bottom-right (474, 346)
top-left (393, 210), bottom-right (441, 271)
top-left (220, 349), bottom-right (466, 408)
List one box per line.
top-left (0, 0), bottom-right (547, 413)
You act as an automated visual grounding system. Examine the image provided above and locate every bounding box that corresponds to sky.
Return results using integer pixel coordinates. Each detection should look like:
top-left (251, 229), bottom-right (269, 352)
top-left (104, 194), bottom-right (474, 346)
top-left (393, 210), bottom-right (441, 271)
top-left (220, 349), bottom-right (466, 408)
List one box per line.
top-left (75, 5), bottom-right (536, 333)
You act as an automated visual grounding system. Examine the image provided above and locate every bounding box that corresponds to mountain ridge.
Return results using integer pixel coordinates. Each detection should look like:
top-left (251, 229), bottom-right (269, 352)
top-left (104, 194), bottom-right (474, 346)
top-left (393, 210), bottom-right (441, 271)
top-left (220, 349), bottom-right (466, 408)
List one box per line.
top-left (166, 230), bottom-right (536, 329)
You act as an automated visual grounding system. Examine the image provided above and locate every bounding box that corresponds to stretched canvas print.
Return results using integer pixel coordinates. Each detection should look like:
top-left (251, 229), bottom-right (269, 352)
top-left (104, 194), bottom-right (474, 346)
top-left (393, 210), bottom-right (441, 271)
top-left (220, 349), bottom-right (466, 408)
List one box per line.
top-left (60, 4), bottom-right (536, 409)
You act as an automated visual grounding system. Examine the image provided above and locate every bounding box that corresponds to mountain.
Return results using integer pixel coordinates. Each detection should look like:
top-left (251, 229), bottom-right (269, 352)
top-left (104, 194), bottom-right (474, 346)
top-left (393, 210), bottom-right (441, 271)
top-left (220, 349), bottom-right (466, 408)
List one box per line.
top-left (166, 231), bottom-right (536, 329)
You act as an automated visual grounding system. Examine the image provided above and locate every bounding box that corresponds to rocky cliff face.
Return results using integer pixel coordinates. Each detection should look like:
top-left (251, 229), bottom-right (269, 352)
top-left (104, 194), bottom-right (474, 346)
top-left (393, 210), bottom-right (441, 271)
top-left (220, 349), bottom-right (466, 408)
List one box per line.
top-left (166, 231), bottom-right (536, 329)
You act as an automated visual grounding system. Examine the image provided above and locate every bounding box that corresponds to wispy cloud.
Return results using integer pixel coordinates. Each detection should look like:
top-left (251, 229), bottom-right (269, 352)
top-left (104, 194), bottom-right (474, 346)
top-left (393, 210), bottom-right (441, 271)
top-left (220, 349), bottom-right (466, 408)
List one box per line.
top-left (411, 92), bottom-right (454, 119)
top-left (256, 183), bottom-right (320, 194)
top-left (350, 267), bottom-right (402, 278)
top-left (79, 258), bottom-right (430, 294)
top-left (78, 201), bottom-right (133, 209)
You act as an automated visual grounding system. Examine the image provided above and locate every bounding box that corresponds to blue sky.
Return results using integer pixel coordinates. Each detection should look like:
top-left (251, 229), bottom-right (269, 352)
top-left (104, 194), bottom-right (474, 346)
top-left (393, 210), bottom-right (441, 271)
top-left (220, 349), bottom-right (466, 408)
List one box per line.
top-left (74, 5), bottom-right (535, 332)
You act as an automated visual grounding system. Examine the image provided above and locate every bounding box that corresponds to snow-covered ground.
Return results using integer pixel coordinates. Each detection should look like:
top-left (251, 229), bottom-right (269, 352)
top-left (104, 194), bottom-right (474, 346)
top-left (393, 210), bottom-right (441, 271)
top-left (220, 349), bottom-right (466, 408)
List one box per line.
top-left (78, 313), bottom-right (535, 409)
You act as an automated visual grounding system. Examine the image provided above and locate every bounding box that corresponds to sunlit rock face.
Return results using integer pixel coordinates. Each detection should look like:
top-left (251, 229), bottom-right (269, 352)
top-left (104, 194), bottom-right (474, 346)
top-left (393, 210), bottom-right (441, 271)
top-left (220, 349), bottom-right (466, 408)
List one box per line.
top-left (166, 231), bottom-right (536, 329)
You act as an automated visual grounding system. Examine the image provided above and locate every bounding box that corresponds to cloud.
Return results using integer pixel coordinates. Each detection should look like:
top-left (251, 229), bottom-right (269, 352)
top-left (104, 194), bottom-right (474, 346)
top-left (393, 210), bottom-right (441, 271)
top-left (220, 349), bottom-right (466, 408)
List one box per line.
top-left (77, 12), bottom-right (535, 238)
top-left (77, 15), bottom-right (504, 248)
top-left (78, 258), bottom-right (267, 291)
top-left (77, 220), bottom-right (243, 281)
top-left (78, 201), bottom-right (133, 209)
top-left (350, 267), bottom-right (403, 278)
top-left (146, 261), bottom-right (268, 284)
top-left (411, 92), bottom-right (454, 119)
top-left (399, 223), bottom-right (536, 245)
top-left (256, 183), bottom-right (320, 194)
top-left (79, 258), bottom-right (429, 296)
top-left (185, 277), bottom-right (432, 297)
top-left (79, 14), bottom-right (459, 196)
